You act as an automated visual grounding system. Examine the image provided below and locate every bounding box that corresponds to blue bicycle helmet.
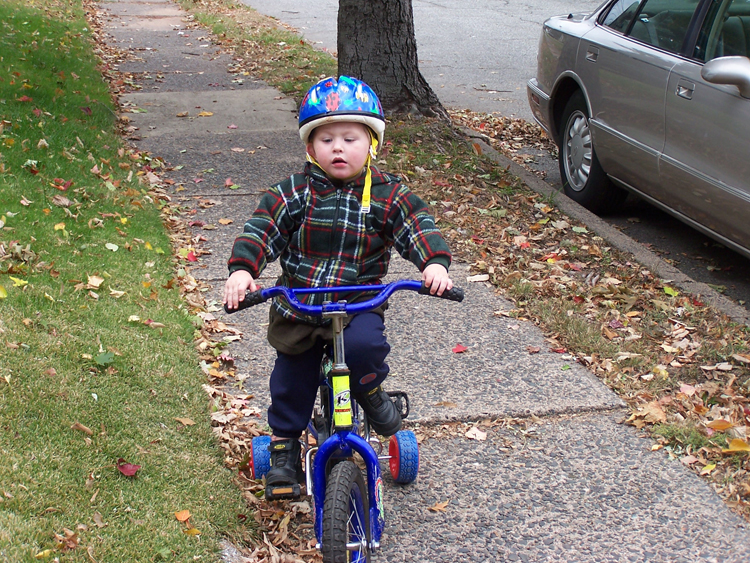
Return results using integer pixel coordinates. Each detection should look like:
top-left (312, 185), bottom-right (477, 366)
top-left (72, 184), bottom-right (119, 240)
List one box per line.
top-left (299, 76), bottom-right (385, 145)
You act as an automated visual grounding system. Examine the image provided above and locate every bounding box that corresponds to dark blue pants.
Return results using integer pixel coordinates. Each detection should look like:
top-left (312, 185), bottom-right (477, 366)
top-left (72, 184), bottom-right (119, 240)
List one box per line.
top-left (268, 312), bottom-right (390, 439)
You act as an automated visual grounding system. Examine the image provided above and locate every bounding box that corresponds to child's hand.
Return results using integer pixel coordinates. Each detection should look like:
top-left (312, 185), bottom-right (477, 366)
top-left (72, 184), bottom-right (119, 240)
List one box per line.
top-left (223, 270), bottom-right (257, 310)
top-left (422, 263), bottom-right (453, 296)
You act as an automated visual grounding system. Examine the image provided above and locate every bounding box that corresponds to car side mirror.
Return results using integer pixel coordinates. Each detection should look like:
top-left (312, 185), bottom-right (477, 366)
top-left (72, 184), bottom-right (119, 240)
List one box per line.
top-left (701, 56), bottom-right (750, 99)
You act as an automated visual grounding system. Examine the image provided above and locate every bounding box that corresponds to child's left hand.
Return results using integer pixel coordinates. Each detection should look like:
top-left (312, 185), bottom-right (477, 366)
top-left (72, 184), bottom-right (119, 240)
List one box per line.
top-left (422, 263), bottom-right (453, 296)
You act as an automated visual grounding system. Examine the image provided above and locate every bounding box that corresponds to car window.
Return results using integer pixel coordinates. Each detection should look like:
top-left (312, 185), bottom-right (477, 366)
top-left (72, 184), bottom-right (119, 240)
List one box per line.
top-left (694, 0), bottom-right (750, 61)
top-left (601, 0), bottom-right (643, 33)
top-left (629, 0), bottom-right (701, 53)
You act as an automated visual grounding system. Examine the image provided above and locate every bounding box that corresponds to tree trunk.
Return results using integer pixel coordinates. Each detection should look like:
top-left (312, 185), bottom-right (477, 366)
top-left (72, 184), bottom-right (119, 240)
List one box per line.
top-left (337, 0), bottom-right (448, 119)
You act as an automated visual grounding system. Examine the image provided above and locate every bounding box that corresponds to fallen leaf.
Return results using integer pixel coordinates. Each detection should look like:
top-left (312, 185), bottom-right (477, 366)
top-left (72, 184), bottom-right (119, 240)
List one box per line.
top-left (93, 512), bottom-right (107, 528)
top-left (466, 274), bottom-right (489, 282)
top-left (9, 276), bottom-right (28, 287)
top-left (679, 383), bottom-right (696, 397)
top-left (434, 401), bottom-right (457, 408)
top-left (700, 463), bottom-right (717, 475)
top-left (681, 455), bottom-right (699, 466)
top-left (184, 528), bottom-right (201, 536)
top-left (51, 195), bottom-right (72, 207)
top-left (71, 422), bottom-right (93, 436)
top-left (196, 111), bottom-right (213, 117)
top-left (722, 439), bottom-right (750, 453)
top-left (175, 417), bottom-right (196, 426)
top-left (174, 509), bottom-right (191, 522)
top-left (428, 500), bottom-right (450, 512)
top-left (465, 426), bottom-right (487, 441)
top-left (707, 420), bottom-right (734, 431)
top-left (116, 458), bottom-right (141, 476)
top-left (452, 343), bottom-right (468, 354)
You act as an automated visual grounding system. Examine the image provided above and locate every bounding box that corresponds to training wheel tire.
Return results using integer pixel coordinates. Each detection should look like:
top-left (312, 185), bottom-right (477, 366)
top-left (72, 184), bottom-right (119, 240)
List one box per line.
top-left (388, 430), bottom-right (419, 484)
top-left (251, 435), bottom-right (271, 479)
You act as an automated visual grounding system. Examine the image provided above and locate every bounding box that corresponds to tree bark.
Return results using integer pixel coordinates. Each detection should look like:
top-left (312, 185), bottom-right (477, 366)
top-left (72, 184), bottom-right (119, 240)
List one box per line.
top-left (337, 0), bottom-right (448, 119)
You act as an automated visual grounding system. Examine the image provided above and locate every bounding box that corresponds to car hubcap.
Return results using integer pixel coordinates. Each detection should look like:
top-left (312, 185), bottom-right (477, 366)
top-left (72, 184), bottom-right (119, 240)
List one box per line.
top-left (564, 110), bottom-right (592, 192)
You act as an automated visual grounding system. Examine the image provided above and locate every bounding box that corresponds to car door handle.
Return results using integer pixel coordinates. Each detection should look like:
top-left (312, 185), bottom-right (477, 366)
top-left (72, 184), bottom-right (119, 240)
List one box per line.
top-left (676, 78), bottom-right (695, 100)
top-left (586, 47), bottom-right (599, 62)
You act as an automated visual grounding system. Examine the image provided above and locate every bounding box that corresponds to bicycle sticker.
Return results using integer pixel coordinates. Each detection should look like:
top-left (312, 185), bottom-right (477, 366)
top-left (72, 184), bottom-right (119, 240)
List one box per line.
top-left (331, 373), bottom-right (352, 426)
top-left (375, 476), bottom-right (385, 519)
top-left (334, 390), bottom-right (350, 408)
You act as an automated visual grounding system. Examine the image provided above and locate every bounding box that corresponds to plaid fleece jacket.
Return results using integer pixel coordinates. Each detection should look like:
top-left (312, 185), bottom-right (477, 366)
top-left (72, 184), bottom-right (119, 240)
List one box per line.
top-left (228, 162), bottom-right (452, 325)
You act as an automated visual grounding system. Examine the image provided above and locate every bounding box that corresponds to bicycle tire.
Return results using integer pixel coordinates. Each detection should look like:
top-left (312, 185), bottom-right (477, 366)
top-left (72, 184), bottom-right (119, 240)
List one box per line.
top-left (388, 430), bottom-right (419, 484)
top-left (322, 460), bottom-right (370, 562)
top-left (251, 435), bottom-right (271, 479)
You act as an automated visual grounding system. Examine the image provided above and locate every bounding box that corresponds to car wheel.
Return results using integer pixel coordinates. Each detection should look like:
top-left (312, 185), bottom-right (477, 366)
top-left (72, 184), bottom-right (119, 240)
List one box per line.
top-left (558, 91), bottom-right (626, 214)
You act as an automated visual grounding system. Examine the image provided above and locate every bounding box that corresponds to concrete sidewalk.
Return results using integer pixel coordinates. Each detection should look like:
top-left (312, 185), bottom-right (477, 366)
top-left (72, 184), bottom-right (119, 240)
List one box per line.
top-left (100, 0), bottom-right (750, 561)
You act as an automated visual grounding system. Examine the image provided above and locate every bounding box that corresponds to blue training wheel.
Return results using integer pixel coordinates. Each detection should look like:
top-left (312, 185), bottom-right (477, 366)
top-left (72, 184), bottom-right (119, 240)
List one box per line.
top-left (388, 430), bottom-right (419, 484)
top-left (251, 435), bottom-right (271, 479)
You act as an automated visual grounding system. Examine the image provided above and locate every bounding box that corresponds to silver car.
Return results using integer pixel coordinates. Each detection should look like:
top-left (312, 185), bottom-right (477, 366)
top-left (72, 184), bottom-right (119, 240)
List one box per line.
top-left (527, 0), bottom-right (750, 258)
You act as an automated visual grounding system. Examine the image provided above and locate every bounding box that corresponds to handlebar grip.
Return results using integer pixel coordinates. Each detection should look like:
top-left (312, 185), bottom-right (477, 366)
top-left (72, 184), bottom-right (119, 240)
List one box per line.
top-left (418, 283), bottom-right (464, 302)
top-left (223, 289), bottom-right (267, 314)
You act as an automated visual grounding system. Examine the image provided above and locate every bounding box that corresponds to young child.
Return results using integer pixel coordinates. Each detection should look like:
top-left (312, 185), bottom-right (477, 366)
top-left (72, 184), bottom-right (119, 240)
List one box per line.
top-left (223, 76), bottom-right (453, 499)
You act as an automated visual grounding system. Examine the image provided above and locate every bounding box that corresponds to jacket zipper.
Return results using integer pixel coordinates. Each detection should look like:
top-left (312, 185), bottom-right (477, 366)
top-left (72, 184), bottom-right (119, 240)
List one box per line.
top-left (321, 187), bottom-right (343, 305)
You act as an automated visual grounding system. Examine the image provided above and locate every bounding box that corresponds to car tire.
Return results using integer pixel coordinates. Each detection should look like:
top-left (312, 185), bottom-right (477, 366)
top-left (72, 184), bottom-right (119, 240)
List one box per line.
top-left (558, 91), bottom-right (626, 214)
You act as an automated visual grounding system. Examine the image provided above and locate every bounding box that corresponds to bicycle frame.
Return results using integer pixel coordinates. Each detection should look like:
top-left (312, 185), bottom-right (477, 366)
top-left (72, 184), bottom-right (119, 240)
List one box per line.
top-left (227, 280), bottom-right (464, 554)
top-left (308, 309), bottom-right (386, 550)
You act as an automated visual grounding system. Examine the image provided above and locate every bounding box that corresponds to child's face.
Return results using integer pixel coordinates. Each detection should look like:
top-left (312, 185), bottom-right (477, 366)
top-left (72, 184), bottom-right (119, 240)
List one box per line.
top-left (306, 122), bottom-right (371, 182)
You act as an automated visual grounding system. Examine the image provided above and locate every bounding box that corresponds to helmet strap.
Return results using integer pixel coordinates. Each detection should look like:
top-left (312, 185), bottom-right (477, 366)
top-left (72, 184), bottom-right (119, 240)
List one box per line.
top-left (305, 131), bottom-right (378, 214)
top-left (361, 134), bottom-right (378, 214)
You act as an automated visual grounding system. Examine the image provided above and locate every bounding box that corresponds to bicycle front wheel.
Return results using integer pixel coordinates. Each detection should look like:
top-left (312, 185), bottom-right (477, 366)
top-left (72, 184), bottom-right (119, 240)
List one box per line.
top-left (322, 460), bottom-right (370, 562)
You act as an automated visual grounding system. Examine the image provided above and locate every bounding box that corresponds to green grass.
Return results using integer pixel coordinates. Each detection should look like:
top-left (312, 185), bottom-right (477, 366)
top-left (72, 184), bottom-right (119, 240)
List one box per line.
top-left (0, 2), bottom-right (249, 561)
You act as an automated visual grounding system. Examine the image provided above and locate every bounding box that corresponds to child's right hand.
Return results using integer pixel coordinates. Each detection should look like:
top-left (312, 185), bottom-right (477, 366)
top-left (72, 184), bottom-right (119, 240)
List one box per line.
top-left (223, 270), bottom-right (257, 310)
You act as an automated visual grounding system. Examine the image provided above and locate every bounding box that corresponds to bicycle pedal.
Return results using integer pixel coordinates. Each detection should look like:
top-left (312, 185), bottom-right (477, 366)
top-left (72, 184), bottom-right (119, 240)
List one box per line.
top-left (265, 483), bottom-right (302, 500)
top-left (386, 391), bottom-right (410, 419)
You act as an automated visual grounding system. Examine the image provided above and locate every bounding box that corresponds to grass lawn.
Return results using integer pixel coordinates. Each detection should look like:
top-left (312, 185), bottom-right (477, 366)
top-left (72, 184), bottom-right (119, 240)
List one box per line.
top-left (0, 1), bottom-right (250, 560)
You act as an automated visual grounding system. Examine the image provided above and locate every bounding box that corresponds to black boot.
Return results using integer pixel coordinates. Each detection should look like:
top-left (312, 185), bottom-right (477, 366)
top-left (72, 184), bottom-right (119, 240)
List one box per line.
top-left (265, 439), bottom-right (303, 500)
top-left (354, 385), bottom-right (402, 436)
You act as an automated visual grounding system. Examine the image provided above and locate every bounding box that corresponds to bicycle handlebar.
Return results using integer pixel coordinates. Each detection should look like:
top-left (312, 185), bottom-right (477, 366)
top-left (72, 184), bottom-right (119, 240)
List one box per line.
top-left (224, 280), bottom-right (464, 316)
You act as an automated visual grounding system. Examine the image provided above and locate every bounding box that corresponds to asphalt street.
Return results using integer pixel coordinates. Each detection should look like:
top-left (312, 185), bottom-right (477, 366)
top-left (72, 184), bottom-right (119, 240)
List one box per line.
top-left (242, 0), bottom-right (750, 316)
top-left (239, 0), bottom-right (602, 122)
top-left (100, 0), bottom-right (750, 561)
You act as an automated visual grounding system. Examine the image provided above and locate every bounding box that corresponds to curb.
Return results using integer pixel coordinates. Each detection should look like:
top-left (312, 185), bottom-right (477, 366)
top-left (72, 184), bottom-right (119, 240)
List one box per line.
top-left (459, 126), bottom-right (750, 327)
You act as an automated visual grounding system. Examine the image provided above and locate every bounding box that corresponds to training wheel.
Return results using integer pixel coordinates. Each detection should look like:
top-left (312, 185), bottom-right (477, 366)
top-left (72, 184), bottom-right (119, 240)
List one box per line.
top-left (250, 435), bottom-right (271, 479)
top-left (388, 430), bottom-right (419, 484)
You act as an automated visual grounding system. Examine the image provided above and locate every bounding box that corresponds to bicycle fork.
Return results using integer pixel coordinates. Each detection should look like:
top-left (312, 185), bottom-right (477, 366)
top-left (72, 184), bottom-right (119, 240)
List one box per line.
top-left (307, 309), bottom-right (386, 551)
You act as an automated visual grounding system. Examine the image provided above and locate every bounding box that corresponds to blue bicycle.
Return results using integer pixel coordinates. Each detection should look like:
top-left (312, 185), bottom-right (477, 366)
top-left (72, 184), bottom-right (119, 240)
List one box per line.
top-left (226, 280), bottom-right (463, 562)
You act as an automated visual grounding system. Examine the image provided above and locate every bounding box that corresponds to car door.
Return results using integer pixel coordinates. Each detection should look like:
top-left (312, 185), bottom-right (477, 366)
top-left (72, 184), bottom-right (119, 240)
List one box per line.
top-left (577, 0), bottom-right (700, 200)
top-left (661, 0), bottom-right (750, 251)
